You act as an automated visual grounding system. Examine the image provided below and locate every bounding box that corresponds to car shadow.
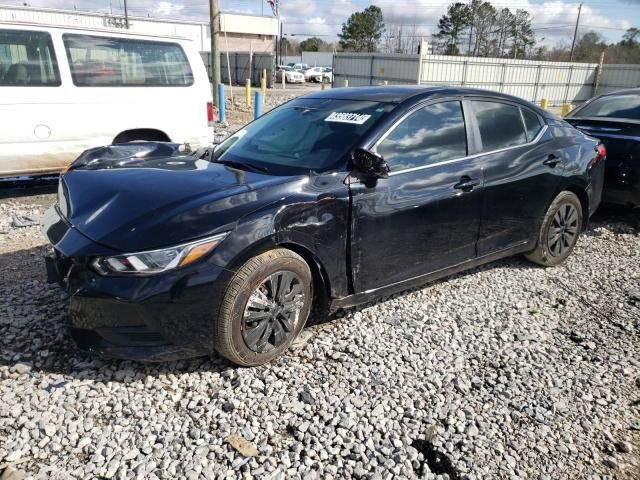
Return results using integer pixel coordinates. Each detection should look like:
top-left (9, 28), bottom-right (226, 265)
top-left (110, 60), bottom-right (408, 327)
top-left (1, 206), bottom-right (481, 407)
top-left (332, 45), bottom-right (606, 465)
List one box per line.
top-left (0, 176), bottom-right (58, 199)
top-left (0, 204), bottom-right (637, 382)
top-left (589, 203), bottom-right (640, 234)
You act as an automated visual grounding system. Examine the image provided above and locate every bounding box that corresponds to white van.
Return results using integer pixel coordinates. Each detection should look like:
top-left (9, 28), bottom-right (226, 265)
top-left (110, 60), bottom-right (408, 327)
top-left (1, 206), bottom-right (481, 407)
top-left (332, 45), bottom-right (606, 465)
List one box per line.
top-left (0, 22), bottom-right (213, 177)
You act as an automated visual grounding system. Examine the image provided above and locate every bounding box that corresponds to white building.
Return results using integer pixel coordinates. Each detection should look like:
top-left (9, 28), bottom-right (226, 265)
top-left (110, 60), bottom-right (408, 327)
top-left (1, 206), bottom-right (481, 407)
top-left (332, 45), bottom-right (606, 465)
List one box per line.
top-left (0, 4), bottom-right (279, 53)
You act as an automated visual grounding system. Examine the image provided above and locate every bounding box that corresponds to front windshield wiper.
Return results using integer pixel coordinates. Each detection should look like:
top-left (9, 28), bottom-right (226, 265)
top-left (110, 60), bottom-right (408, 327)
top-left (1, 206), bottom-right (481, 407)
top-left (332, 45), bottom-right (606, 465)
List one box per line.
top-left (215, 159), bottom-right (268, 173)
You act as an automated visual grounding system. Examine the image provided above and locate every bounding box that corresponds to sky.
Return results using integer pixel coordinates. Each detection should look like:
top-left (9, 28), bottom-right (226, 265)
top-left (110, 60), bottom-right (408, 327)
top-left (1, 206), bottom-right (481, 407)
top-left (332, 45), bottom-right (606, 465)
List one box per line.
top-left (3, 0), bottom-right (639, 46)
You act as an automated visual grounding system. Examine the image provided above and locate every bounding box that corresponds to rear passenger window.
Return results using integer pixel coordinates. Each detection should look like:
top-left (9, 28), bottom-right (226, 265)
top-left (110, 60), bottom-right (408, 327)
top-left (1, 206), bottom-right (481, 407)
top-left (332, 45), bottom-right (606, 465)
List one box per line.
top-left (473, 101), bottom-right (527, 152)
top-left (0, 29), bottom-right (60, 86)
top-left (377, 101), bottom-right (467, 171)
top-left (521, 108), bottom-right (543, 141)
top-left (63, 34), bottom-right (193, 87)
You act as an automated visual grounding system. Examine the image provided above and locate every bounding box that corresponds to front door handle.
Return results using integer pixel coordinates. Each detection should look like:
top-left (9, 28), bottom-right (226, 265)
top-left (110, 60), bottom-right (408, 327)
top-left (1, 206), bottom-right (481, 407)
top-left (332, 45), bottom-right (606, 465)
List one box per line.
top-left (543, 154), bottom-right (560, 168)
top-left (454, 176), bottom-right (480, 192)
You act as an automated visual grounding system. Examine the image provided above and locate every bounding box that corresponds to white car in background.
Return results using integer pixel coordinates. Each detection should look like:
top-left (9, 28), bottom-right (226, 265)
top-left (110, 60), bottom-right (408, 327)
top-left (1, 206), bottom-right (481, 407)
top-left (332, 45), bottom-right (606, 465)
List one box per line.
top-left (322, 67), bottom-right (333, 83)
top-left (303, 66), bottom-right (326, 83)
top-left (288, 63), bottom-right (310, 72)
top-left (276, 66), bottom-right (304, 84)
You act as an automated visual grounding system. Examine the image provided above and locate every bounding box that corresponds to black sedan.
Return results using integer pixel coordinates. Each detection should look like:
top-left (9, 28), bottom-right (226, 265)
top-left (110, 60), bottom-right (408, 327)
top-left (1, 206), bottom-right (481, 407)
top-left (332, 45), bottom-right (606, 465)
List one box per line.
top-left (44, 86), bottom-right (606, 366)
top-left (566, 88), bottom-right (639, 207)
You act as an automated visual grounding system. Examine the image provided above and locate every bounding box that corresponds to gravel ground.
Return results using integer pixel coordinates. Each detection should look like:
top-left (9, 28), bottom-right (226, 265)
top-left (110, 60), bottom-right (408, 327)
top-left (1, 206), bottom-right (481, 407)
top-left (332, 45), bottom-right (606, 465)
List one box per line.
top-left (1, 191), bottom-right (639, 480)
top-left (1, 102), bottom-right (639, 479)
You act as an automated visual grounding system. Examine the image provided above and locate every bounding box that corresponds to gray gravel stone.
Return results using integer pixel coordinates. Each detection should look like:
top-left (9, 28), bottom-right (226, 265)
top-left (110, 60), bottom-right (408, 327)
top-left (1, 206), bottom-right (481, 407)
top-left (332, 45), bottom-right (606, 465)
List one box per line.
top-left (1, 125), bottom-right (639, 480)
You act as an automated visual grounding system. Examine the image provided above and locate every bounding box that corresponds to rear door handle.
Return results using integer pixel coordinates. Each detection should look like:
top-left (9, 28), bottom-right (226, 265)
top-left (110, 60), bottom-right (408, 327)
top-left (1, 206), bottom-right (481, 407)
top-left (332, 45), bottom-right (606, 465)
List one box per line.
top-left (543, 154), bottom-right (560, 168)
top-left (454, 176), bottom-right (480, 192)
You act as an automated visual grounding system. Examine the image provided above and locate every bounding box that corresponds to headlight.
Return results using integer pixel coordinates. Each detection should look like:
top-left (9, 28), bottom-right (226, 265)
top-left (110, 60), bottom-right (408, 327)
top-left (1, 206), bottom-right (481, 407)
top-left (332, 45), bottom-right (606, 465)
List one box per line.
top-left (91, 232), bottom-right (229, 276)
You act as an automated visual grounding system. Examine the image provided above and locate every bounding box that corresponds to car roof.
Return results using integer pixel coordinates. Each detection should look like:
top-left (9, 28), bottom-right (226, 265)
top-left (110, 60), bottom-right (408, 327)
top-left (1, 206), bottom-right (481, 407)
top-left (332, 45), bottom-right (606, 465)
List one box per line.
top-left (596, 87), bottom-right (640, 97)
top-left (303, 85), bottom-right (550, 116)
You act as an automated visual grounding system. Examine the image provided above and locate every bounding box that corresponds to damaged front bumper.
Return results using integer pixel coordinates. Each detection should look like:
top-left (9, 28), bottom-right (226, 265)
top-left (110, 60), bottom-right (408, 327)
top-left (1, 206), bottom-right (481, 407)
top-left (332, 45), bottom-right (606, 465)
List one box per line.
top-left (43, 206), bottom-right (232, 362)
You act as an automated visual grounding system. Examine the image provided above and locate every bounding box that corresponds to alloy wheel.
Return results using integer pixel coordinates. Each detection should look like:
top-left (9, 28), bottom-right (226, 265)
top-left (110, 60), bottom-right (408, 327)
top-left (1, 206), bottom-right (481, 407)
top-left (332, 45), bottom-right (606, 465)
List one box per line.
top-left (547, 203), bottom-right (579, 257)
top-left (242, 271), bottom-right (305, 353)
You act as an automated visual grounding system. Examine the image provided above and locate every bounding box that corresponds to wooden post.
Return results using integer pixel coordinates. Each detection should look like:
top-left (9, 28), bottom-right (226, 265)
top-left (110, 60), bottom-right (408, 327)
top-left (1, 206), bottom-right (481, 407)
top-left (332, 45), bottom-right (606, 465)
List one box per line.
top-left (224, 29), bottom-right (233, 106)
top-left (593, 51), bottom-right (605, 97)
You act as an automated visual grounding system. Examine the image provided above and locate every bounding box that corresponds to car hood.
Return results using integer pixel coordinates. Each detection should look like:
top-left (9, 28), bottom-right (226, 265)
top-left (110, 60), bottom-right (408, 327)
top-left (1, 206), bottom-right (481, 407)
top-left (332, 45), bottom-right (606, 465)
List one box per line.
top-left (60, 148), bottom-right (302, 252)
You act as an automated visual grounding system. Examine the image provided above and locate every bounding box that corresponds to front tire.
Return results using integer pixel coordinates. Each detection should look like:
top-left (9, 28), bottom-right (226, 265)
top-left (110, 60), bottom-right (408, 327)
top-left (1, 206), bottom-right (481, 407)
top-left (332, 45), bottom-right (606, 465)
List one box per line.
top-left (525, 191), bottom-right (583, 266)
top-left (214, 249), bottom-right (312, 366)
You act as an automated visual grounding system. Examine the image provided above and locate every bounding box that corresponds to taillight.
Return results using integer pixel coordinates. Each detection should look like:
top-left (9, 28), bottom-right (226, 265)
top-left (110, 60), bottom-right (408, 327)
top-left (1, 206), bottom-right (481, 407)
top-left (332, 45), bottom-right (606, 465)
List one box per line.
top-left (588, 143), bottom-right (607, 170)
top-left (207, 102), bottom-right (214, 123)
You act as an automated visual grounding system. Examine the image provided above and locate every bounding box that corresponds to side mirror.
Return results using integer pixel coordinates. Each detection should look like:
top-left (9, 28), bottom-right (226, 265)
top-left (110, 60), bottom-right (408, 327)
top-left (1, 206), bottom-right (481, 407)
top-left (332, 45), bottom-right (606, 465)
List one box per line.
top-left (351, 148), bottom-right (390, 179)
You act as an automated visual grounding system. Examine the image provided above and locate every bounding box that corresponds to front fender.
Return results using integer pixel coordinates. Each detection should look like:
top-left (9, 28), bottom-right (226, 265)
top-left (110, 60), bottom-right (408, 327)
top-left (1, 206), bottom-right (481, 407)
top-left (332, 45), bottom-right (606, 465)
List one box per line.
top-left (208, 172), bottom-right (351, 299)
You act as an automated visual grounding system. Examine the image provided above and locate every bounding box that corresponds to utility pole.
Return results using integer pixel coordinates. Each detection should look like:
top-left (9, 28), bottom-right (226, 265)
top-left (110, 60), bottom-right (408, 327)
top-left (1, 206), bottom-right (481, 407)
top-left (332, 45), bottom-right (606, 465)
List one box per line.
top-left (210, 0), bottom-right (221, 107)
top-left (123, 0), bottom-right (129, 28)
top-left (569, 2), bottom-right (583, 62)
top-left (279, 22), bottom-right (283, 66)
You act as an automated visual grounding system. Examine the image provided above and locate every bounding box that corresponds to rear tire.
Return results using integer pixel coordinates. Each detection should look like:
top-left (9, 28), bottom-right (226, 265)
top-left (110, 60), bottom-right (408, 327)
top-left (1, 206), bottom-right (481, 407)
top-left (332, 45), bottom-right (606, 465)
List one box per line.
top-left (214, 249), bottom-right (312, 366)
top-left (525, 191), bottom-right (583, 266)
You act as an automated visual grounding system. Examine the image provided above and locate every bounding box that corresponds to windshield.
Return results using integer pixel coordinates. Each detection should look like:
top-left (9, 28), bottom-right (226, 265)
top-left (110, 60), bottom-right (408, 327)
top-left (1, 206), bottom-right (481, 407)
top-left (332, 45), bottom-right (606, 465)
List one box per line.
top-left (575, 93), bottom-right (640, 120)
top-left (214, 98), bottom-right (392, 174)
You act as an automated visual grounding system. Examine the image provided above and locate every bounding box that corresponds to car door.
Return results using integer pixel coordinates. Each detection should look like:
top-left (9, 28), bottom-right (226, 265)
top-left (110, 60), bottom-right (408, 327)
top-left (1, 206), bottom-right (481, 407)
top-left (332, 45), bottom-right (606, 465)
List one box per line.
top-left (468, 99), bottom-right (564, 256)
top-left (349, 99), bottom-right (483, 293)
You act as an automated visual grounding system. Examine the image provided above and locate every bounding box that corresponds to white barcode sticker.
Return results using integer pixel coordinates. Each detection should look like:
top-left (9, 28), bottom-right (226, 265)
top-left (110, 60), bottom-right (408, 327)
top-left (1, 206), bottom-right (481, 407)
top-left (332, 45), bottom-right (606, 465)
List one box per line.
top-left (325, 112), bottom-right (372, 125)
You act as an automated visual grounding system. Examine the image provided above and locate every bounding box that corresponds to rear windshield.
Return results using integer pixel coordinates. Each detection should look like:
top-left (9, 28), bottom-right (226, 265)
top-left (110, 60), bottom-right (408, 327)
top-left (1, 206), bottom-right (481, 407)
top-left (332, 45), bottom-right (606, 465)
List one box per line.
top-left (214, 98), bottom-right (393, 174)
top-left (63, 34), bottom-right (193, 87)
top-left (575, 93), bottom-right (640, 120)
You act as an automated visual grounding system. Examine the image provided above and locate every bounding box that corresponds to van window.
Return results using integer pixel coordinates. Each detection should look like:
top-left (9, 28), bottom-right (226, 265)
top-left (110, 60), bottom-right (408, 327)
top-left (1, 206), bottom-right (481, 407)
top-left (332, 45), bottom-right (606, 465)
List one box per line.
top-left (63, 34), bottom-right (193, 87)
top-left (0, 29), bottom-right (60, 86)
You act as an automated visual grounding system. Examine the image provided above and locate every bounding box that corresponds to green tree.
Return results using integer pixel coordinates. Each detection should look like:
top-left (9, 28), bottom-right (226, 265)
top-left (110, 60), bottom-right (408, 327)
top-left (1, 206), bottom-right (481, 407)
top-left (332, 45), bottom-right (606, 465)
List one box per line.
top-left (510, 9), bottom-right (535, 58)
top-left (469, 1), bottom-right (497, 56)
top-left (339, 5), bottom-right (385, 52)
top-left (573, 31), bottom-right (607, 62)
top-left (494, 8), bottom-right (515, 57)
top-left (299, 37), bottom-right (325, 52)
top-left (621, 27), bottom-right (640, 47)
top-left (436, 2), bottom-right (470, 55)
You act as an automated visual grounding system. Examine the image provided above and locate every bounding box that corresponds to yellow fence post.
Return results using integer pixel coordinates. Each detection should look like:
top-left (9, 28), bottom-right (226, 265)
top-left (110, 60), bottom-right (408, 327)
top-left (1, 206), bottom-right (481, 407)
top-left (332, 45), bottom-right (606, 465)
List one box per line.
top-left (383, 80), bottom-right (388, 86)
top-left (540, 98), bottom-right (549, 110)
top-left (343, 79), bottom-right (349, 88)
top-left (560, 103), bottom-right (573, 116)
top-left (245, 79), bottom-right (251, 108)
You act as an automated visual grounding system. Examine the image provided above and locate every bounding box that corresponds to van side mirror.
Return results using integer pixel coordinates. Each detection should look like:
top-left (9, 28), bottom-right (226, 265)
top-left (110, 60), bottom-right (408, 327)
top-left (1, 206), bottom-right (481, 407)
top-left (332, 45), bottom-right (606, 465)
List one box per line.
top-left (351, 148), bottom-right (390, 179)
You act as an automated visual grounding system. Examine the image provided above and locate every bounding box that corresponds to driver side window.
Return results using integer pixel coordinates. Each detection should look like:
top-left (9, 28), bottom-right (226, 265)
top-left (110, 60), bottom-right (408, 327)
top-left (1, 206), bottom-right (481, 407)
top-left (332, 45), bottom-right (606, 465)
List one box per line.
top-left (377, 101), bottom-right (467, 172)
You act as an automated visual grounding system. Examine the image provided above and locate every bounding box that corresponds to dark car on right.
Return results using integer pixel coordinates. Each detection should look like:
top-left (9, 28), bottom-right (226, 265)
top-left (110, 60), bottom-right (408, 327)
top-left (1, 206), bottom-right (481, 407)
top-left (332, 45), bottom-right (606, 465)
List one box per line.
top-left (566, 88), bottom-right (640, 207)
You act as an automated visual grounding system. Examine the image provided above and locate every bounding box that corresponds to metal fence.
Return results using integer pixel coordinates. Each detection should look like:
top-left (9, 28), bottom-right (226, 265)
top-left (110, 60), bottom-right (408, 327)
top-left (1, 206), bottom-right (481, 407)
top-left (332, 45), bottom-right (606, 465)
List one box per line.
top-left (201, 52), bottom-right (275, 87)
top-left (333, 53), bottom-right (420, 88)
top-left (282, 52), bottom-right (334, 67)
top-left (333, 52), bottom-right (640, 105)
